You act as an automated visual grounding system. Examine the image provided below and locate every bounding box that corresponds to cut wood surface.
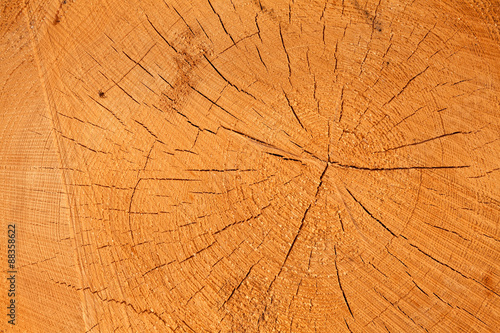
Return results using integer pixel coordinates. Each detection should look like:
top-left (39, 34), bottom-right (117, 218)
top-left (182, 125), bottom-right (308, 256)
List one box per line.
top-left (1, 0), bottom-right (499, 332)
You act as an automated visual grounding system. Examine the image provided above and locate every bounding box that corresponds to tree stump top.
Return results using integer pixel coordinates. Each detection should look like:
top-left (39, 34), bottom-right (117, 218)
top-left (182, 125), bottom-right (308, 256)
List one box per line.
top-left (1, 0), bottom-right (499, 332)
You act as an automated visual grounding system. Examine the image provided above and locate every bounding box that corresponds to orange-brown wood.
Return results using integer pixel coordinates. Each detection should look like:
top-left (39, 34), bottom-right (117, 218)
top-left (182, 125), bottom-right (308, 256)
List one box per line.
top-left (1, 0), bottom-right (499, 332)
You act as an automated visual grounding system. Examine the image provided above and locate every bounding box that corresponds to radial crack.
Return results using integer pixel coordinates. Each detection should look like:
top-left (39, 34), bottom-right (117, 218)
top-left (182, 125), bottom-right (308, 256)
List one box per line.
top-left (344, 187), bottom-right (396, 237)
top-left (283, 90), bottom-right (306, 131)
top-left (335, 246), bottom-right (354, 317)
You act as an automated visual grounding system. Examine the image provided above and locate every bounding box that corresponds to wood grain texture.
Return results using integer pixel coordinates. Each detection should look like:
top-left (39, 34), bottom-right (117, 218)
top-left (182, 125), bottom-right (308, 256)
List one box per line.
top-left (1, 0), bottom-right (499, 332)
